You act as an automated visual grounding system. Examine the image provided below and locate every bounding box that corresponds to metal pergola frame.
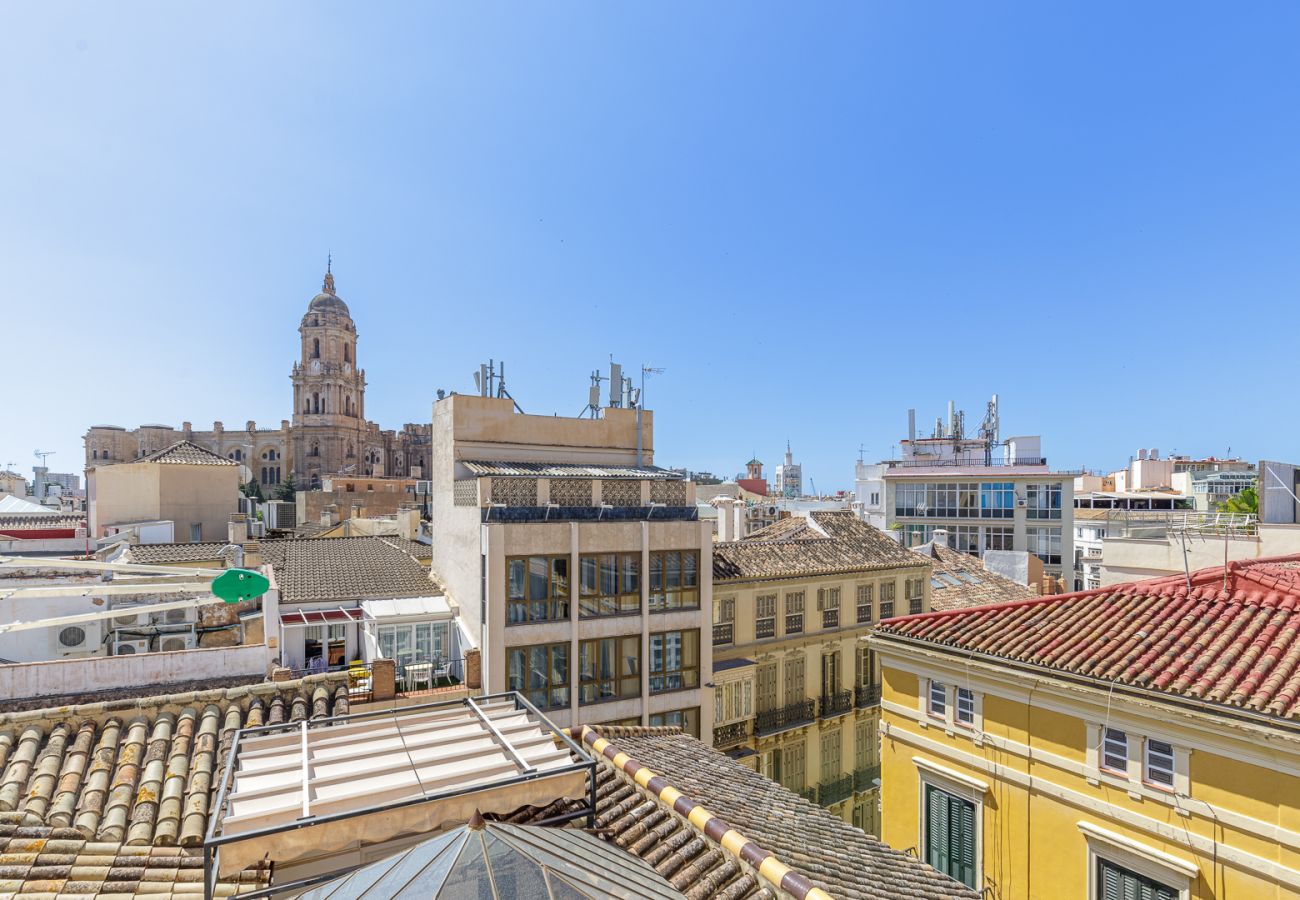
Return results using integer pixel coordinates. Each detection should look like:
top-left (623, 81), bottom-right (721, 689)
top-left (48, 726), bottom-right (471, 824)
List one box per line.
top-left (201, 690), bottom-right (598, 900)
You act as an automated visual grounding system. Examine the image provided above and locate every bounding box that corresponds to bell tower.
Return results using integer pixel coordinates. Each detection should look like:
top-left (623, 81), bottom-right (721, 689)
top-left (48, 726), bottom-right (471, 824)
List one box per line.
top-left (290, 261), bottom-right (368, 486)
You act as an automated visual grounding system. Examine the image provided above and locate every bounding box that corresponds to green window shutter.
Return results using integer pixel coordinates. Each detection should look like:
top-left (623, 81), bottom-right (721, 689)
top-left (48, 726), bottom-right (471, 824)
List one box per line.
top-left (926, 785), bottom-right (950, 876)
top-left (1097, 858), bottom-right (1177, 900)
top-left (955, 793), bottom-right (976, 888)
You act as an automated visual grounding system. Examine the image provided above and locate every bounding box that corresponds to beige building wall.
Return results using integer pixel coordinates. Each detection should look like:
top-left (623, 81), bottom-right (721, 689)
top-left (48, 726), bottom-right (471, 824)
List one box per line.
top-left (1101, 524), bottom-right (1300, 586)
top-left (89, 461), bottom-right (238, 542)
top-left (712, 563), bottom-right (931, 832)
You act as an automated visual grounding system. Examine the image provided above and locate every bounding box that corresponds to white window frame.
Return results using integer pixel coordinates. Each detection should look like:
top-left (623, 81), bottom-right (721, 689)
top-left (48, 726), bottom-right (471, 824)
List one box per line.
top-left (955, 687), bottom-right (976, 727)
top-left (1079, 821), bottom-right (1194, 900)
top-left (914, 756), bottom-right (986, 893)
top-left (1101, 727), bottom-right (1128, 774)
top-left (1084, 723), bottom-right (1191, 799)
top-left (928, 679), bottom-right (947, 719)
top-left (1143, 738), bottom-right (1175, 790)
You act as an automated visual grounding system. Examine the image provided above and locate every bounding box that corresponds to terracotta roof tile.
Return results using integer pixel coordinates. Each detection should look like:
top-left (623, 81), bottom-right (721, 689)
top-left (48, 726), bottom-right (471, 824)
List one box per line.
top-left (875, 554), bottom-right (1300, 720)
top-left (519, 726), bottom-right (975, 899)
top-left (139, 442), bottom-right (238, 466)
top-left (913, 543), bottom-right (1038, 611)
top-left (262, 536), bottom-right (435, 603)
top-left (714, 511), bottom-right (927, 581)
top-left (0, 674), bottom-right (348, 894)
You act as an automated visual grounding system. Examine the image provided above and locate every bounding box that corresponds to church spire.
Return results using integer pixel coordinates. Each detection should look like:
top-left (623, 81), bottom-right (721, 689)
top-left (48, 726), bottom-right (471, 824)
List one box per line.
top-left (322, 253), bottom-right (335, 294)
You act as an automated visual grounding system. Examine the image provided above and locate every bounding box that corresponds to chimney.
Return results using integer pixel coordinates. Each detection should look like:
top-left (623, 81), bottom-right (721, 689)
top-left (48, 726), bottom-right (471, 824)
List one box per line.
top-left (351, 503), bottom-right (366, 520)
top-left (717, 498), bottom-right (736, 542)
top-left (322, 503), bottom-right (339, 527)
top-left (228, 513), bottom-right (248, 545)
top-left (932, 528), bottom-right (950, 548)
top-left (397, 507), bottom-right (419, 540)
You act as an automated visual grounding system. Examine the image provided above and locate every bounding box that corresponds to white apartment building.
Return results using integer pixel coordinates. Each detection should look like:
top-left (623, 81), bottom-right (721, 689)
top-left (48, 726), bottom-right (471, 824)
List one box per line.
top-left (427, 394), bottom-right (712, 740)
top-left (859, 402), bottom-right (1075, 580)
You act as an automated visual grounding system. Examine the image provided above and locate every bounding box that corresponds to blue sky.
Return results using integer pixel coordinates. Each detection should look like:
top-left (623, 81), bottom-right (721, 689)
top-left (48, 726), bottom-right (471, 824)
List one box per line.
top-left (3, 3), bottom-right (1298, 491)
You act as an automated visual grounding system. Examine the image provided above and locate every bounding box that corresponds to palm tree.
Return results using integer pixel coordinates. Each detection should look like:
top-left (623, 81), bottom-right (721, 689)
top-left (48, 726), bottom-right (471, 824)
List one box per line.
top-left (1218, 486), bottom-right (1257, 516)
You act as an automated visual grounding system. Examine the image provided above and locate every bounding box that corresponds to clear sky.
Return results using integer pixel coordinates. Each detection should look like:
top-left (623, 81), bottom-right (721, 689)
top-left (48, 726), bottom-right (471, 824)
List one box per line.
top-left (3, 3), bottom-right (1298, 492)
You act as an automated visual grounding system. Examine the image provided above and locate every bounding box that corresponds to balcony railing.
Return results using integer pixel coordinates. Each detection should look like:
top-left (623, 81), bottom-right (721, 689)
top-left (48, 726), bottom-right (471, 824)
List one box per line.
top-left (854, 764), bottom-right (881, 793)
top-left (820, 690), bottom-right (853, 718)
top-left (817, 774), bottom-right (854, 807)
top-left (754, 699), bottom-right (816, 736)
top-left (713, 622), bottom-right (734, 646)
top-left (755, 618), bottom-right (775, 639)
top-left (856, 684), bottom-right (881, 708)
top-left (796, 786), bottom-right (818, 804)
top-left (785, 613), bottom-right (804, 634)
top-left (822, 608), bottom-right (840, 629)
top-left (713, 720), bottom-right (749, 750)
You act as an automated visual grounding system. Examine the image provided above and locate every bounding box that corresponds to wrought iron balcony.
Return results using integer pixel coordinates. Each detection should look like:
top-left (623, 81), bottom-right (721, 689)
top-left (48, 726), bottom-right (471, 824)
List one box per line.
top-left (713, 720), bottom-right (749, 750)
top-left (755, 617), bottom-right (775, 639)
top-left (856, 684), bottom-right (881, 708)
top-left (712, 622), bottom-right (734, 646)
top-left (796, 786), bottom-right (818, 804)
top-left (854, 764), bottom-right (881, 793)
top-left (819, 690), bottom-right (853, 718)
top-left (754, 699), bottom-right (816, 736)
top-left (822, 608), bottom-right (840, 629)
top-left (817, 774), bottom-right (854, 807)
top-left (785, 613), bottom-right (803, 634)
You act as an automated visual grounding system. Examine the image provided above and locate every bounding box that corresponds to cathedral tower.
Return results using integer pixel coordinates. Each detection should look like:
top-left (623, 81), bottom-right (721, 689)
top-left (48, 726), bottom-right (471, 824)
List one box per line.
top-left (290, 262), bottom-right (369, 486)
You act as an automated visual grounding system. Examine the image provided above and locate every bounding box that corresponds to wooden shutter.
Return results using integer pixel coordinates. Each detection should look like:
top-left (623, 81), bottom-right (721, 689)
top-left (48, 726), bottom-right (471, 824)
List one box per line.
top-left (1097, 859), bottom-right (1177, 900)
top-left (926, 785), bottom-right (950, 876)
top-left (955, 793), bottom-right (976, 889)
top-left (757, 663), bottom-right (777, 713)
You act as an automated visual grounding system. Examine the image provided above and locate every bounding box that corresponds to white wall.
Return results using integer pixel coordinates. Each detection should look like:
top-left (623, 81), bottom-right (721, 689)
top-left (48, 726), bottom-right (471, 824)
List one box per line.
top-left (0, 644), bottom-right (270, 702)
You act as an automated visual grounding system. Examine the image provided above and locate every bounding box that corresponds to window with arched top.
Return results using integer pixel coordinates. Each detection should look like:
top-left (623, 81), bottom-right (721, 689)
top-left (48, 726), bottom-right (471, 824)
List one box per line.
top-left (312, 338), bottom-right (320, 359)
top-left (344, 343), bottom-right (351, 363)
top-left (313, 393), bottom-right (320, 414)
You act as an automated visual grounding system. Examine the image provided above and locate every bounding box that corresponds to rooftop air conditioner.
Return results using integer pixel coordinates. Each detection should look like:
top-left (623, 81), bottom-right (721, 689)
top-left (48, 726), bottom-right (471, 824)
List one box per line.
top-left (159, 634), bottom-right (195, 653)
top-left (162, 606), bottom-right (195, 625)
top-left (1016, 499), bottom-right (1027, 508)
top-left (113, 638), bottom-right (150, 655)
top-left (53, 621), bottom-right (101, 654)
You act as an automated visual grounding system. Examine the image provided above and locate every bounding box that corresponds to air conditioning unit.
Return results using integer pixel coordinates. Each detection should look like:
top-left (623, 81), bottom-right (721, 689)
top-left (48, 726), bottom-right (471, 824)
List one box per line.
top-left (112, 612), bottom-right (142, 627)
top-left (1016, 499), bottom-right (1027, 508)
top-left (113, 638), bottom-right (150, 655)
top-left (159, 634), bottom-right (196, 653)
top-left (52, 621), bottom-right (101, 655)
top-left (161, 606), bottom-right (195, 625)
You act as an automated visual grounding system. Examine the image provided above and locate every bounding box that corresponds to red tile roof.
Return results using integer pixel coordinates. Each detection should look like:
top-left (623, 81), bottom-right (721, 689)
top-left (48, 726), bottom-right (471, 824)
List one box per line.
top-left (874, 555), bottom-right (1300, 720)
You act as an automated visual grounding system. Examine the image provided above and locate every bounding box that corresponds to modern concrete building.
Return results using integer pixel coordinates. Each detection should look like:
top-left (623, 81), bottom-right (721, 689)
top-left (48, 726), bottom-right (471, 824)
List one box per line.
top-left (87, 440), bottom-right (240, 542)
top-left (875, 433), bottom-right (1076, 582)
top-left (427, 394), bottom-right (712, 738)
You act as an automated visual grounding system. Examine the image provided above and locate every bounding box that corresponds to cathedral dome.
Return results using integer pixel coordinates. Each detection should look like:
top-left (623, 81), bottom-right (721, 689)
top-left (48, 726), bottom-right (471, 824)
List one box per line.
top-left (308, 266), bottom-right (350, 316)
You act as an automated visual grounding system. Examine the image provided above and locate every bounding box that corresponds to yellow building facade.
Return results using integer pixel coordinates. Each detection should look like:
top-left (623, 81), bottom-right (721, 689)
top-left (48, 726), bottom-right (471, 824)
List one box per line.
top-left (872, 559), bottom-right (1300, 899)
top-left (711, 511), bottom-right (933, 832)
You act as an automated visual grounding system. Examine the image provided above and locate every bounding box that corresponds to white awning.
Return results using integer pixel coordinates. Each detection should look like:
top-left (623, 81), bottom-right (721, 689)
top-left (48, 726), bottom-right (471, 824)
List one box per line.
top-left (361, 596), bottom-right (451, 620)
top-left (211, 696), bottom-right (589, 876)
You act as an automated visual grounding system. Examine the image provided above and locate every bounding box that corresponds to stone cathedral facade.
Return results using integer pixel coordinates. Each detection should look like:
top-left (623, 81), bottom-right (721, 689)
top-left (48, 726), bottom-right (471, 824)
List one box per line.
top-left (84, 267), bottom-right (430, 490)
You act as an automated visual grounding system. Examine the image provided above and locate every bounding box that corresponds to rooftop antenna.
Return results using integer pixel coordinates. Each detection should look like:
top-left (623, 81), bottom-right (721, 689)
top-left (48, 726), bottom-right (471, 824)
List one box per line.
top-left (857, 444), bottom-right (865, 464)
top-left (636, 365), bottom-right (664, 467)
top-left (579, 369), bottom-right (606, 419)
top-left (978, 394), bottom-right (1000, 466)
top-left (34, 449), bottom-right (55, 467)
top-left (473, 359), bottom-right (524, 414)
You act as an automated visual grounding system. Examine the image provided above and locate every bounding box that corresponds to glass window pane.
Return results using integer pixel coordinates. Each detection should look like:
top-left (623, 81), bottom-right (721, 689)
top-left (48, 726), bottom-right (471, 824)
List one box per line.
top-left (508, 559), bottom-right (526, 600)
top-left (529, 557), bottom-right (548, 600)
